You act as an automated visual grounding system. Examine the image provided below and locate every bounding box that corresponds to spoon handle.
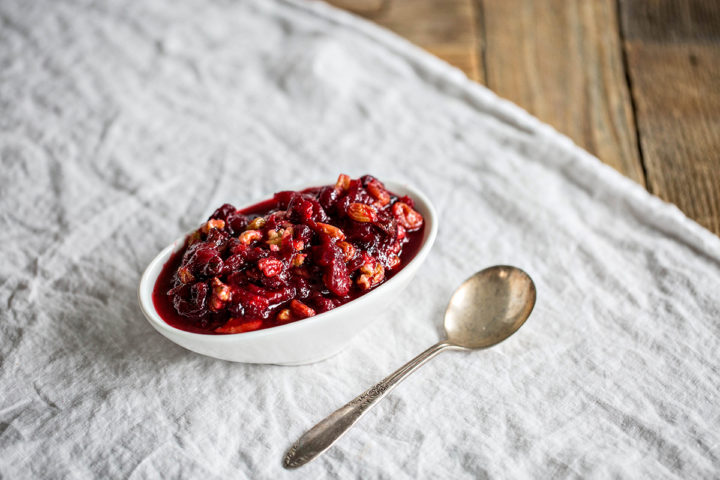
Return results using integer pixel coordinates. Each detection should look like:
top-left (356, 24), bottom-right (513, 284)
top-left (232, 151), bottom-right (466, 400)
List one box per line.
top-left (283, 341), bottom-right (456, 469)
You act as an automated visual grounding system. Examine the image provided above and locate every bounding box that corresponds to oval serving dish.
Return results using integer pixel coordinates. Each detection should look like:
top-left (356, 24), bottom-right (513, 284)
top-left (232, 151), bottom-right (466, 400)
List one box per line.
top-left (137, 180), bottom-right (437, 365)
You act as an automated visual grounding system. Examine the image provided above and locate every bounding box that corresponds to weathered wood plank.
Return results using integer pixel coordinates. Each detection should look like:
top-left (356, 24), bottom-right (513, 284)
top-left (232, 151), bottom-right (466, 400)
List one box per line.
top-left (338, 0), bottom-right (485, 82)
top-left (424, 44), bottom-right (482, 83)
top-left (479, 0), bottom-right (645, 184)
top-left (620, 0), bottom-right (720, 235)
top-left (620, 0), bottom-right (720, 42)
top-left (326, 0), bottom-right (385, 16)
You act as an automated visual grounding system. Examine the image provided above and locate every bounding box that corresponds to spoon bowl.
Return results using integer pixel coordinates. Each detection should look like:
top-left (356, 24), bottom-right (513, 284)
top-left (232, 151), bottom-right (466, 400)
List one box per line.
top-left (444, 266), bottom-right (536, 349)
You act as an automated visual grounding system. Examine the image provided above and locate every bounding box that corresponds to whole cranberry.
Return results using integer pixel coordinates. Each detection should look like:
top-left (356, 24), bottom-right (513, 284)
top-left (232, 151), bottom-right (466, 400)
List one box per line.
top-left (244, 247), bottom-right (269, 264)
top-left (205, 228), bottom-right (230, 249)
top-left (172, 282), bottom-right (209, 318)
top-left (235, 290), bottom-right (271, 320)
top-left (359, 175), bottom-right (377, 186)
top-left (185, 245), bottom-right (224, 278)
top-left (374, 210), bottom-right (398, 238)
top-left (345, 183), bottom-right (374, 205)
top-left (294, 224), bottom-right (313, 245)
top-left (311, 294), bottom-right (339, 313)
top-left (261, 272), bottom-right (289, 290)
top-left (210, 203), bottom-right (236, 222)
top-left (308, 198), bottom-right (329, 223)
top-left (318, 186), bottom-right (339, 211)
top-left (274, 191), bottom-right (299, 209)
top-left (288, 196), bottom-right (314, 223)
top-left (291, 276), bottom-right (311, 299)
top-left (264, 286), bottom-right (295, 304)
top-left (312, 235), bottom-right (341, 267)
top-left (346, 223), bottom-right (377, 248)
top-left (226, 212), bottom-right (249, 235)
top-left (222, 253), bottom-right (245, 274)
top-left (323, 259), bottom-right (350, 296)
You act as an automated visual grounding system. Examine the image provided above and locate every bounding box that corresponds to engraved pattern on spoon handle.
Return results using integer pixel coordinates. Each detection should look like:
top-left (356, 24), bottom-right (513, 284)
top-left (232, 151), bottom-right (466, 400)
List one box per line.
top-left (283, 341), bottom-right (456, 469)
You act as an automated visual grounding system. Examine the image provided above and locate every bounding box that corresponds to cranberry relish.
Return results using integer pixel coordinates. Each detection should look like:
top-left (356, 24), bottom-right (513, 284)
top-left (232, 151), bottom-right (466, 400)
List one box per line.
top-left (153, 175), bottom-right (425, 334)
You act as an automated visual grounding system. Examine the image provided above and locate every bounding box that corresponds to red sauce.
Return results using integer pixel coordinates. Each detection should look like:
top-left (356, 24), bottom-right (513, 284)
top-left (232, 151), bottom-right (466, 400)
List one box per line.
top-left (152, 175), bottom-right (425, 334)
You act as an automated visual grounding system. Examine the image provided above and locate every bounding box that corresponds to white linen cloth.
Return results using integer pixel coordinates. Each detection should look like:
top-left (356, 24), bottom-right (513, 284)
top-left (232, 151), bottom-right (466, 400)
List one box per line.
top-left (1, 0), bottom-right (719, 477)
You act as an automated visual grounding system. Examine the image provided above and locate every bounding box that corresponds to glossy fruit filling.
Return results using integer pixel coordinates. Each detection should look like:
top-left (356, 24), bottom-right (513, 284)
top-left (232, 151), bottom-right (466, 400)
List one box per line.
top-left (152, 174), bottom-right (425, 334)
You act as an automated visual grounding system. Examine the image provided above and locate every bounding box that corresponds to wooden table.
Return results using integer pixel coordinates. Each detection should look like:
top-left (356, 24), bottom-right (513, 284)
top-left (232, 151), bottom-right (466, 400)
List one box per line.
top-left (328, 0), bottom-right (720, 236)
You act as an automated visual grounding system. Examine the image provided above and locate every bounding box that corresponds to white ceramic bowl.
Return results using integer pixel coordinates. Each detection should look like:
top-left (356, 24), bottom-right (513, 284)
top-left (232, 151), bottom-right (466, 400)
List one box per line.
top-left (137, 180), bottom-right (437, 365)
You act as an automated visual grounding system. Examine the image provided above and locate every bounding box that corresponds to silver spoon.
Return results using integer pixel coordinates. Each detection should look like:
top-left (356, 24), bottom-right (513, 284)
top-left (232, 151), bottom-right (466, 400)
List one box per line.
top-left (283, 265), bottom-right (537, 469)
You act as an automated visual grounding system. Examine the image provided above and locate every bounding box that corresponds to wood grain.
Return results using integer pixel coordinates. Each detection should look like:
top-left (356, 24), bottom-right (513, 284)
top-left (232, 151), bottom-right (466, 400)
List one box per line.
top-left (326, 0), bottom-right (385, 16)
top-left (619, 0), bottom-right (720, 234)
top-left (329, 0), bottom-right (485, 82)
top-left (479, 0), bottom-right (645, 184)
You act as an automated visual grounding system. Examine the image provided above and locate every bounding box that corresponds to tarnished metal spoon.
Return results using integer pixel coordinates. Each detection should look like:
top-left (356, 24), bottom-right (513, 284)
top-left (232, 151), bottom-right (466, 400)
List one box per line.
top-left (283, 265), bottom-right (537, 469)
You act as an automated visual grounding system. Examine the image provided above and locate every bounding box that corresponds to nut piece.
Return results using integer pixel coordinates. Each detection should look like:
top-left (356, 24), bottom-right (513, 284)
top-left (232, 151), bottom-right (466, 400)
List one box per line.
top-left (392, 202), bottom-right (424, 231)
top-left (357, 255), bottom-right (385, 290)
top-left (267, 227), bottom-right (295, 251)
top-left (291, 253), bottom-right (307, 267)
top-left (336, 241), bottom-right (356, 262)
top-left (290, 299), bottom-right (316, 319)
top-left (209, 277), bottom-right (232, 311)
top-left (276, 308), bottom-right (292, 323)
top-left (335, 174), bottom-right (351, 192)
top-left (177, 266), bottom-right (195, 284)
top-left (257, 257), bottom-right (284, 277)
top-left (367, 179), bottom-right (390, 207)
top-left (315, 222), bottom-right (346, 240)
top-left (347, 203), bottom-right (378, 223)
top-left (201, 219), bottom-right (225, 234)
top-left (211, 277), bottom-right (232, 301)
top-left (247, 216), bottom-right (266, 230)
top-left (238, 229), bottom-right (263, 245)
top-left (266, 229), bottom-right (282, 251)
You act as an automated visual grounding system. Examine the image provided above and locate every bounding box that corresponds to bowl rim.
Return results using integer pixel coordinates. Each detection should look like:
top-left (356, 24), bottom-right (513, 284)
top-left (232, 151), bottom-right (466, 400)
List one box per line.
top-left (137, 179), bottom-right (438, 342)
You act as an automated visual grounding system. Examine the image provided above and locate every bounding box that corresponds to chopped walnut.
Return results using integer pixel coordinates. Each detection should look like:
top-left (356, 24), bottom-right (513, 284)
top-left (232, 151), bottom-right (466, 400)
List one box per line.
top-left (291, 254), bottom-right (307, 267)
top-left (392, 202), bottom-right (423, 231)
top-left (315, 222), bottom-right (345, 240)
top-left (238, 229), bottom-right (263, 245)
top-left (337, 241), bottom-right (356, 262)
top-left (335, 174), bottom-right (351, 192)
top-left (276, 308), bottom-right (292, 323)
top-left (357, 255), bottom-right (385, 290)
top-left (201, 219), bottom-right (225, 234)
top-left (209, 277), bottom-right (232, 311)
top-left (177, 266), bottom-right (195, 284)
top-left (347, 203), bottom-right (378, 223)
top-left (246, 216), bottom-right (266, 230)
top-left (367, 179), bottom-right (390, 207)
